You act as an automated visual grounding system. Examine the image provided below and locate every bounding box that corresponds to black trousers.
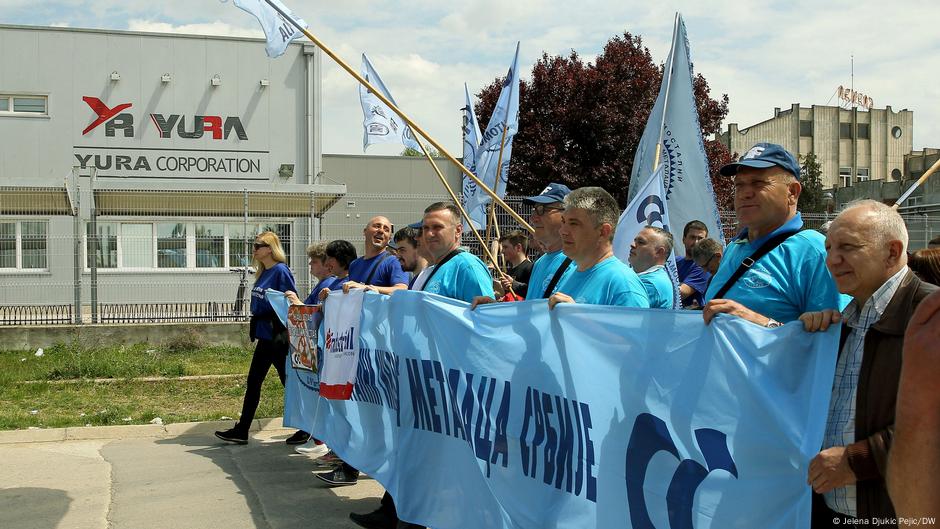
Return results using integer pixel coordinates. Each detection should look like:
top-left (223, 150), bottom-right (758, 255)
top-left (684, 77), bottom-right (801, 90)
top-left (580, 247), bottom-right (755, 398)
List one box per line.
top-left (236, 338), bottom-right (288, 433)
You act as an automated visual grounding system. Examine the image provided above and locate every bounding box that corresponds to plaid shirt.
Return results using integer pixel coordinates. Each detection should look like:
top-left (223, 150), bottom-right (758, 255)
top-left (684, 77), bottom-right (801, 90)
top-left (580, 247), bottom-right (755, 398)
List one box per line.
top-left (823, 266), bottom-right (908, 516)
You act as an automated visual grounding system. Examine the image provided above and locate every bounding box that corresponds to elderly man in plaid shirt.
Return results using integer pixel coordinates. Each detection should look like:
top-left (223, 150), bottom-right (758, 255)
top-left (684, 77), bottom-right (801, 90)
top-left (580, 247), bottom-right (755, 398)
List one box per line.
top-left (800, 200), bottom-right (937, 528)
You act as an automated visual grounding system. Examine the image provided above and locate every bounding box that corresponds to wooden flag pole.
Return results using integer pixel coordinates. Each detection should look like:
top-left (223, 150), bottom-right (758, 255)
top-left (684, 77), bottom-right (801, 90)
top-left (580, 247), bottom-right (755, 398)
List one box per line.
top-left (413, 141), bottom-right (501, 270)
top-left (893, 157), bottom-right (940, 210)
top-left (263, 0), bottom-right (534, 234)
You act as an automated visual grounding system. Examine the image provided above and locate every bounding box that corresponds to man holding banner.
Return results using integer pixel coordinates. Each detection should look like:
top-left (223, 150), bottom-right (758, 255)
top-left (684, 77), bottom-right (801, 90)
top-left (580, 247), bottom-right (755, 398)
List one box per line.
top-left (549, 187), bottom-right (649, 309)
top-left (703, 143), bottom-right (843, 326)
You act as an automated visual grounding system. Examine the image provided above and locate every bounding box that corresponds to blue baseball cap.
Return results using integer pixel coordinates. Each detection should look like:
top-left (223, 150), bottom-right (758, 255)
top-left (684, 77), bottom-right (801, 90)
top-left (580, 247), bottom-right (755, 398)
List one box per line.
top-left (523, 183), bottom-right (572, 204)
top-left (719, 143), bottom-right (801, 180)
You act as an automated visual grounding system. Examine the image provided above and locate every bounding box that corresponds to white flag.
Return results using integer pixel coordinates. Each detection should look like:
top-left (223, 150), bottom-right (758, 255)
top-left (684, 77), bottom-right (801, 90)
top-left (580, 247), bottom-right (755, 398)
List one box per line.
top-left (319, 290), bottom-right (364, 400)
top-left (360, 54), bottom-right (422, 152)
top-left (626, 14), bottom-right (723, 255)
top-left (614, 165), bottom-right (682, 309)
top-left (232, 0), bottom-right (307, 58)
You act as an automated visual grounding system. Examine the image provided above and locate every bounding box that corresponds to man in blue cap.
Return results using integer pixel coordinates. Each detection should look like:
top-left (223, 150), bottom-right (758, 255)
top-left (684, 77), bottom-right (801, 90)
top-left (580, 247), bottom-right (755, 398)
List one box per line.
top-left (472, 183), bottom-right (577, 308)
top-left (702, 142), bottom-right (843, 326)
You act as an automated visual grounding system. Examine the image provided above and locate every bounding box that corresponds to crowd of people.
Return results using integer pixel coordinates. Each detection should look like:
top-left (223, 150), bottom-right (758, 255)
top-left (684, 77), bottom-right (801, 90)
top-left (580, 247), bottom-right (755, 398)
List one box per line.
top-left (214, 142), bottom-right (940, 528)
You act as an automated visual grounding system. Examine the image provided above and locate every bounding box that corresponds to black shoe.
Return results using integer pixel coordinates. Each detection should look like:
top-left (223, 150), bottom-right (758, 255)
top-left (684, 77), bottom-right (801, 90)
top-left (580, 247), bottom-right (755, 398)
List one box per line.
top-left (285, 430), bottom-right (310, 445)
top-left (349, 509), bottom-right (396, 529)
top-left (214, 427), bottom-right (248, 444)
top-left (315, 466), bottom-right (360, 486)
top-left (396, 522), bottom-right (424, 529)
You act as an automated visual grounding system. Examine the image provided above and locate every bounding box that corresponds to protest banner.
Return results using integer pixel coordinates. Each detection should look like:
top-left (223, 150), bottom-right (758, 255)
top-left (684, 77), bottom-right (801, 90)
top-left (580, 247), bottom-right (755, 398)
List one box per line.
top-left (308, 291), bottom-right (839, 528)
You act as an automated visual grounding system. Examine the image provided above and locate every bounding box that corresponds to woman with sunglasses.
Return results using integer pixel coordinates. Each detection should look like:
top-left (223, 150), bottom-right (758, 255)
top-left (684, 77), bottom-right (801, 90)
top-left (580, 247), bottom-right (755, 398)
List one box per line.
top-left (216, 231), bottom-right (296, 445)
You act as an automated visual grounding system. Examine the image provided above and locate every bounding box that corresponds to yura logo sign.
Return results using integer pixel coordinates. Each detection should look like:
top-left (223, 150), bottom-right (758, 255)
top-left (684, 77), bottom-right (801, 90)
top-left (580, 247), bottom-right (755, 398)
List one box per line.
top-left (625, 413), bottom-right (738, 529)
top-left (81, 96), bottom-right (248, 140)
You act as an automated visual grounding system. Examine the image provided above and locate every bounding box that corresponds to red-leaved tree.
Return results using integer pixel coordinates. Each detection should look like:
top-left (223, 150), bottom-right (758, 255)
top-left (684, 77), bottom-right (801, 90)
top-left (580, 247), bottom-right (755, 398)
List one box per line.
top-left (476, 32), bottom-right (734, 209)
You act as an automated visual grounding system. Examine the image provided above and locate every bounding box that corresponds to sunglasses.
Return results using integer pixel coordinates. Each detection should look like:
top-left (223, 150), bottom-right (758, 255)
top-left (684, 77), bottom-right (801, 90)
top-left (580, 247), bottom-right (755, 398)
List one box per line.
top-left (532, 205), bottom-right (563, 216)
top-left (253, 243), bottom-right (270, 250)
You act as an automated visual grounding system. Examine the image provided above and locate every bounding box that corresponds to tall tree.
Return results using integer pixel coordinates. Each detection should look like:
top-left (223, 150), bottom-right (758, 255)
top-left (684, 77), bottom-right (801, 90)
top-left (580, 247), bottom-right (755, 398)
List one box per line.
top-left (798, 152), bottom-right (827, 213)
top-left (475, 32), bottom-right (733, 208)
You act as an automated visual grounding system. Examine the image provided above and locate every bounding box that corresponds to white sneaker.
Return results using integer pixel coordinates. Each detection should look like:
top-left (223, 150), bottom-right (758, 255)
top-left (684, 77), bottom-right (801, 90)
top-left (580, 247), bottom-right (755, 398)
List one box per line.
top-left (295, 439), bottom-right (329, 457)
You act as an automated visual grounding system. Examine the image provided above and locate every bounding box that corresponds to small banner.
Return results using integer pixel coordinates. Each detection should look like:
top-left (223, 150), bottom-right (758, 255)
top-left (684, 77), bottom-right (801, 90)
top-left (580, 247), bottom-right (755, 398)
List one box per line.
top-left (287, 305), bottom-right (320, 372)
top-left (319, 290), bottom-right (365, 400)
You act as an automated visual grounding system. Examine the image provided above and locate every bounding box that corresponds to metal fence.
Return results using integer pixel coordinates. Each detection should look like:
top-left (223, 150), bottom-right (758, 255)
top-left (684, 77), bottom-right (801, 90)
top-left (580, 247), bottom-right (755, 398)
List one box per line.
top-left (1, 188), bottom-right (938, 325)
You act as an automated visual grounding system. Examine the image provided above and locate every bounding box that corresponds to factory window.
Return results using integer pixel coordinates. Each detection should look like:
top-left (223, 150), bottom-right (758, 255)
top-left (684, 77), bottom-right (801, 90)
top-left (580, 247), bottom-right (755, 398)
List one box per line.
top-left (0, 220), bottom-right (49, 271)
top-left (86, 221), bottom-right (291, 270)
top-left (856, 168), bottom-right (870, 182)
top-left (839, 167), bottom-right (852, 187)
top-left (891, 168), bottom-right (902, 180)
top-left (0, 94), bottom-right (48, 116)
top-left (799, 120), bottom-right (813, 137)
top-left (857, 123), bottom-right (870, 139)
top-left (840, 123), bottom-right (853, 139)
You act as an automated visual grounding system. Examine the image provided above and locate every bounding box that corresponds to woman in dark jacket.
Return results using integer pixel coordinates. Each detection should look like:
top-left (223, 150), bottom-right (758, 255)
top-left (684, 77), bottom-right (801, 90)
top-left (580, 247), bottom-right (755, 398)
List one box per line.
top-left (216, 231), bottom-right (296, 444)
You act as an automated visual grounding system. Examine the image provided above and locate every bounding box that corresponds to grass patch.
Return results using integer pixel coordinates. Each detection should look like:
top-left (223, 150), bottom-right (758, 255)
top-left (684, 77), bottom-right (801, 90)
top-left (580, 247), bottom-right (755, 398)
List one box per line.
top-left (0, 342), bottom-right (287, 430)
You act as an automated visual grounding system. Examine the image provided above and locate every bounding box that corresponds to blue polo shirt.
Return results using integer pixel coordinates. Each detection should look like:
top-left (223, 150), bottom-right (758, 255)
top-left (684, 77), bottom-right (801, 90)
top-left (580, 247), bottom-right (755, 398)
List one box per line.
top-left (348, 251), bottom-right (409, 287)
top-left (556, 255), bottom-right (650, 307)
top-left (676, 256), bottom-right (710, 308)
top-left (251, 262), bottom-right (296, 340)
top-left (422, 251), bottom-right (495, 303)
top-left (638, 265), bottom-right (675, 309)
top-left (704, 212), bottom-right (843, 323)
top-left (526, 249), bottom-right (576, 300)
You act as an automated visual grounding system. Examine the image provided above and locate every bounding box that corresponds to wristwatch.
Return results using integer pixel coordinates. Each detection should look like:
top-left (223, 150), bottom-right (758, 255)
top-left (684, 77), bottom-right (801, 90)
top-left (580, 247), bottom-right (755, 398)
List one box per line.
top-left (765, 319), bottom-right (783, 328)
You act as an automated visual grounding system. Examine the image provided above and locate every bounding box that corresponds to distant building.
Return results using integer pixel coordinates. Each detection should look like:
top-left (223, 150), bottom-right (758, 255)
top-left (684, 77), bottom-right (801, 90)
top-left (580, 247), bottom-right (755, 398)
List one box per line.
top-left (718, 103), bottom-right (913, 189)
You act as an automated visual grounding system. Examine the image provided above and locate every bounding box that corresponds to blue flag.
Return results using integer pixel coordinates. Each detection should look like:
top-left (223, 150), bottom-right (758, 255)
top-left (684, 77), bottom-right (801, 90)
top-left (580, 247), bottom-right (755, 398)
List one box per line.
top-left (613, 165), bottom-right (683, 308)
top-left (460, 83), bottom-right (483, 213)
top-left (462, 43), bottom-right (521, 231)
top-left (232, 0), bottom-right (307, 58)
top-left (306, 291), bottom-right (838, 528)
top-left (360, 54), bottom-right (422, 152)
top-left (626, 14), bottom-right (723, 255)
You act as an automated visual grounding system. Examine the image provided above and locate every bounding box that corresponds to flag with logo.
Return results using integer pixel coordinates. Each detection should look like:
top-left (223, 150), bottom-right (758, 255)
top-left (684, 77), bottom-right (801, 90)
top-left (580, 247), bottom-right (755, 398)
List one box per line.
top-left (360, 54), bottom-right (422, 152)
top-left (319, 289), bottom-right (365, 400)
top-left (460, 83), bottom-right (483, 216)
top-left (232, 0), bottom-right (307, 58)
top-left (462, 43), bottom-right (521, 231)
top-left (614, 165), bottom-right (682, 308)
top-left (626, 14), bottom-right (723, 255)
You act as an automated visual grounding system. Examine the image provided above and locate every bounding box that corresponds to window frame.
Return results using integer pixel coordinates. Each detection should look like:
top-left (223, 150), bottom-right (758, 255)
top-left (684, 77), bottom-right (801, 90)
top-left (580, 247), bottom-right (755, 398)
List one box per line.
top-left (839, 167), bottom-right (852, 188)
top-left (0, 219), bottom-right (50, 273)
top-left (0, 93), bottom-right (49, 117)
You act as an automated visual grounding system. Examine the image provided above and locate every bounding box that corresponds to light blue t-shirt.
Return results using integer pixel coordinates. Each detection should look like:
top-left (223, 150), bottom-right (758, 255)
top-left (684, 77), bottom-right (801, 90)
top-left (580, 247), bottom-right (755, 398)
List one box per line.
top-left (422, 251), bottom-right (495, 303)
top-left (637, 265), bottom-right (674, 309)
top-left (556, 255), bottom-right (650, 308)
top-left (704, 212), bottom-right (844, 323)
top-left (526, 249), bottom-right (576, 300)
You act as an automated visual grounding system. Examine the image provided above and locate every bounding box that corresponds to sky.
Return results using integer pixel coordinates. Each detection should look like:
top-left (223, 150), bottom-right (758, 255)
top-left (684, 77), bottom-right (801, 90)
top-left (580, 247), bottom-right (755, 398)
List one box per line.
top-left (3, 0), bottom-right (939, 156)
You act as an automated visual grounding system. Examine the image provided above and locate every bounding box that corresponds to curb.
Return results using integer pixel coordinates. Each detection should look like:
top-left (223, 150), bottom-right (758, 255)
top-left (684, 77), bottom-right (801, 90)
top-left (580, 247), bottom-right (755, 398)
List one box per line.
top-left (0, 417), bottom-right (291, 445)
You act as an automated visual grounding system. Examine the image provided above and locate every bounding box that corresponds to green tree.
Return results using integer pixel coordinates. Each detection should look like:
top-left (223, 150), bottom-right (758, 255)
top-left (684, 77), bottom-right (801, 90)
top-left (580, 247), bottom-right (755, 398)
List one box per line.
top-left (401, 145), bottom-right (442, 157)
top-left (798, 152), bottom-right (827, 213)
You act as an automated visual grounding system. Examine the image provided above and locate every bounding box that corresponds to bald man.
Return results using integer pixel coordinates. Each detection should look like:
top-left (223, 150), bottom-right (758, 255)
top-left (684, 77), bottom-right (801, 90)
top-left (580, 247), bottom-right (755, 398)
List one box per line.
top-left (343, 215), bottom-right (409, 295)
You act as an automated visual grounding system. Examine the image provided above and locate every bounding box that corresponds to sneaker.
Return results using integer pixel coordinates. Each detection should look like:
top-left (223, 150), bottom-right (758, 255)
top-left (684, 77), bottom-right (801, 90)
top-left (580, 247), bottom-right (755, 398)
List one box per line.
top-left (315, 449), bottom-right (340, 463)
top-left (285, 430), bottom-right (310, 445)
top-left (214, 427), bottom-right (248, 445)
top-left (295, 439), bottom-right (330, 457)
top-left (315, 466), bottom-right (359, 486)
top-left (349, 509), bottom-right (396, 529)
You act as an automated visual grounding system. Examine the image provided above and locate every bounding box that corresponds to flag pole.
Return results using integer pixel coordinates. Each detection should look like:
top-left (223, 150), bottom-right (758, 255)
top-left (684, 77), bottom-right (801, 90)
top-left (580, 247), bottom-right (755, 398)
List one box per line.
top-left (262, 0), bottom-right (534, 234)
top-left (413, 141), bottom-right (501, 269)
top-left (652, 12), bottom-right (681, 172)
top-left (893, 157), bottom-right (940, 210)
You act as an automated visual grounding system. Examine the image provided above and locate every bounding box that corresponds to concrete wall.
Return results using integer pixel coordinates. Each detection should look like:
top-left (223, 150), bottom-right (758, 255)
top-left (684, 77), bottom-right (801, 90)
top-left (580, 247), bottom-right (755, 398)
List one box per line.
top-left (0, 322), bottom-right (250, 350)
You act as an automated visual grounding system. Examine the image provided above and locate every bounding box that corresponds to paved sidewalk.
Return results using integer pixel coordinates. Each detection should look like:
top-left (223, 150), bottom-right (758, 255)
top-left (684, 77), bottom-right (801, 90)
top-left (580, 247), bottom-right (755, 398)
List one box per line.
top-left (0, 419), bottom-right (385, 529)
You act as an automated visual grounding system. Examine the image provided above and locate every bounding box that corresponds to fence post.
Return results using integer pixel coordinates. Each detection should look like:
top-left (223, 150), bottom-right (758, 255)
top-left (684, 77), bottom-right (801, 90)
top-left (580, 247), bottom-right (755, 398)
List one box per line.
top-left (90, 167), bottom-right (99, 323)
top-left (924, 213), bottom-right (930, 249)
top-left (71, 169), bottom-right (82, 324)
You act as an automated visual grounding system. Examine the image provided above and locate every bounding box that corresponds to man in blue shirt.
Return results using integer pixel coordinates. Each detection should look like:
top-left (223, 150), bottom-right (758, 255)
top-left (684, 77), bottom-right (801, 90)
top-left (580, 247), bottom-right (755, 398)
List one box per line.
top-left (703, 143), bottom-right (842, 326)
top-left (344, 215), bottom-right (410, 295)
top-left (675, 220), bottom-right (711, 309)
top-left (628, 226), bottom-right (676, 309)
top-left (420, 202), bottom-right (494, 302)
top-left (549, 187), bottom-right (649, 309)
top-left (471, 182), bottom-right (576, 309)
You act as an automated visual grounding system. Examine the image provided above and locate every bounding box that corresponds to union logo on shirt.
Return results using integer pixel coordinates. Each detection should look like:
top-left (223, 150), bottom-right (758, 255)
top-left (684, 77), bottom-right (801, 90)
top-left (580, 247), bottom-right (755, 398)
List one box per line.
top-left (741, 264), bottom-right (773, 289)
